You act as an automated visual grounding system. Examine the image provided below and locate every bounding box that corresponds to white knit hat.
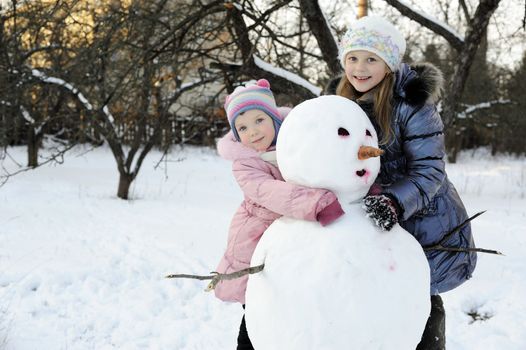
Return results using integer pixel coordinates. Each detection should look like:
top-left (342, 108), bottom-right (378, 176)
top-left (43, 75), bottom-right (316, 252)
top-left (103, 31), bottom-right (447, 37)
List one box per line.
top-left (339, 16), bottom-right (406, 71)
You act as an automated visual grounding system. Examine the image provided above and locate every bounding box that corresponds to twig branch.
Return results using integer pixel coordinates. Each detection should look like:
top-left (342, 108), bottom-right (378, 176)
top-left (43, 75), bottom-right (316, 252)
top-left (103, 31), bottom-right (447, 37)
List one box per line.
top-left (425, 246), bottom-right (503, 255)
top-left (423, 211), bottom-right (503, 255)
top-left (0, 143), bottom-right (76, 188)
top-left (441, 211), bottom-right (485, 244)
top-left (165, 263), bottom-right (265, 291)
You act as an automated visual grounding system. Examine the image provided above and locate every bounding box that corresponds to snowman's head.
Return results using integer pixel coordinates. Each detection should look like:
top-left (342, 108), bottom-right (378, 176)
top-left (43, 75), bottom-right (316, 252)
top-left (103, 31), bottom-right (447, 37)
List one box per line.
top-left (276, 95), bottom-right (382, 203)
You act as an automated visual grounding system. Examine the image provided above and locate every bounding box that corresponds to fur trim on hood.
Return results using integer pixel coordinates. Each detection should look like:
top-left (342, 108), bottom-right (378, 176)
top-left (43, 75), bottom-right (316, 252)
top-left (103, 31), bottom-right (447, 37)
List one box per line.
top-left (323, 62), bottom-right (444, 106)
top-left (217, 130), bottom-right (258, 161)
top-left (397, 62), bottom-right (443, 105)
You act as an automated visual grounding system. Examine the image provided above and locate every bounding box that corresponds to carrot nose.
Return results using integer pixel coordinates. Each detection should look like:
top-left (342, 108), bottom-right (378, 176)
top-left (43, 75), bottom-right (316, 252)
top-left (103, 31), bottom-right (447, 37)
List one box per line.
top-left (358, 146), bottom-right (384, 160)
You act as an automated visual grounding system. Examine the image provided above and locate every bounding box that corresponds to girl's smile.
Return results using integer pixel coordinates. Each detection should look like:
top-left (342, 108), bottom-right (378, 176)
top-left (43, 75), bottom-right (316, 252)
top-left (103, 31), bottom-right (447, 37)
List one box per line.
top-left (252, 136), bottom-right (265, 144)
top-left (344, 50), bottom-right (389, 93)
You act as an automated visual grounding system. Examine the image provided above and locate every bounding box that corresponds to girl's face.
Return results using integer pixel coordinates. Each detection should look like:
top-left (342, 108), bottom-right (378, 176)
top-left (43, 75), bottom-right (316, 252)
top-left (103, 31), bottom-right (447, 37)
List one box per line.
top-left (235, 109), bottom-right (276, 152)
top-left (344, 50), bottom-right (389, 93)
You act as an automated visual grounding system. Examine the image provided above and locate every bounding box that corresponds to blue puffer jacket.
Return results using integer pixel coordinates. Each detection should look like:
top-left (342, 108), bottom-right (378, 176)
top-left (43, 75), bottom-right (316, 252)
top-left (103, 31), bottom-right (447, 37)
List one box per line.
top-left (360, 63), bottom-right (477, 295)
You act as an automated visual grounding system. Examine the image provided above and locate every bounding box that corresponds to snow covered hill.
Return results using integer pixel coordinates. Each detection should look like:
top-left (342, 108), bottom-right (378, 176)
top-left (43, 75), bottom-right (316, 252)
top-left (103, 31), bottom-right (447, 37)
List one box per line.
top-left (1, 145), bottom-right (525, 349)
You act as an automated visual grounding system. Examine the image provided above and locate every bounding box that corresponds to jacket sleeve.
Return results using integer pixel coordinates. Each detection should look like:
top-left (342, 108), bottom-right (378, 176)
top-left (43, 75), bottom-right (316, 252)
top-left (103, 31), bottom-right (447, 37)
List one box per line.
top-left (232, 157), bottom-right (339, 221)
top-left (383, 104), bottom-right (446, 221)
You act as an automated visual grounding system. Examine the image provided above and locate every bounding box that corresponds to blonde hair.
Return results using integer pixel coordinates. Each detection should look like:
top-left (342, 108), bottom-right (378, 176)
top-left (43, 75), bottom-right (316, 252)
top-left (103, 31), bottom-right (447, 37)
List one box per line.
top-left (336, 72), bottom-right (395, 145)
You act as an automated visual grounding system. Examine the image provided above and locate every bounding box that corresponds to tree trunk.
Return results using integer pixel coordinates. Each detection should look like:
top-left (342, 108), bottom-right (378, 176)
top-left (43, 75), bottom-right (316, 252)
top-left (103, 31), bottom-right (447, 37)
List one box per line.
top-left (27, 128), bottom-right (41, 168)
top-left (298, 0), bottom-right (341, 76)
top-left (445, 131), bottom-right (460, 163)
top-left (117, 172), bottom-right (133, 199)
top-left (383, 0), bottom-right (502, 163)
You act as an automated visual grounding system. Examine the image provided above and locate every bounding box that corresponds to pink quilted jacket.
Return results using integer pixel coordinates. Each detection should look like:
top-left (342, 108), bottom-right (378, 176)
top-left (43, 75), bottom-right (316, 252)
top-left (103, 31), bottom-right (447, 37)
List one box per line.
top-left (214, 129), bottom-right (340, 304)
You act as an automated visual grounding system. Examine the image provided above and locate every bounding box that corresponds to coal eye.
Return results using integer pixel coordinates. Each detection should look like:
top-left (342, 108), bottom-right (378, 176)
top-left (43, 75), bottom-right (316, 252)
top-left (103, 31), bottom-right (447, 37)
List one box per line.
top-left (338, 127), bottom-right (350, 137)
top-left (366, 129), bottom-right (372, 136)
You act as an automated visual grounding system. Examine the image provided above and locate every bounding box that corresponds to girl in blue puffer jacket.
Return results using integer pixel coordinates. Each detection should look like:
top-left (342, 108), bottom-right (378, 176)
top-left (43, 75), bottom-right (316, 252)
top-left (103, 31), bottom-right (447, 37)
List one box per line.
top-left (335, 16), bottom-right (477, 350)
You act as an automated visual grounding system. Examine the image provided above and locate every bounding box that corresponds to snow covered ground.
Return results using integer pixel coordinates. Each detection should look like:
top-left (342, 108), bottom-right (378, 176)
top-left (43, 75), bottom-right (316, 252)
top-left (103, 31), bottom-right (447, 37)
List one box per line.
top-left (0, 144), bottom-right (525, 349)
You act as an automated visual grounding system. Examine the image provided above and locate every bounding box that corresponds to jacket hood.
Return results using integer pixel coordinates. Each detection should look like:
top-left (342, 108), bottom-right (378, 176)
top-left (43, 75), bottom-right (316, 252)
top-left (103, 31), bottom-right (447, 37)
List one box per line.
top-left (217, 130), bottom-right (259, 161)
top-left (394, 62), bottom-right (444, 105)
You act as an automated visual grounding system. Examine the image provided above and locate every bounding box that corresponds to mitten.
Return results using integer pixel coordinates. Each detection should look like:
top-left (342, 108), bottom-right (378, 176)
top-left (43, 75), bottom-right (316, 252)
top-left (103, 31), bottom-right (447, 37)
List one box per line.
top-left (363, 194), bottom-right (399, 231)
top-left (317, 199), bottom-right (345, 226)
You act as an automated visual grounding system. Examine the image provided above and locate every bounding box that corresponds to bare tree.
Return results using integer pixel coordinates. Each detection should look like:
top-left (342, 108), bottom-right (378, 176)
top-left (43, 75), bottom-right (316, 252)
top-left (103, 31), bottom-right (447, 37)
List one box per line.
top-left (1, 0), bottom-right (234, 196)
top-left (2, 0), bottom-right (522, 191)
top-left (1, 0), bottom-right (87, 167)
top-left (218, 1), bottom-right (319, 103)
top-left (383, 0), bottom-right (502, 161)
top-left (500, 49), bottom-right (526, 155)
top-left (65, 0), bottom-right (231, 199)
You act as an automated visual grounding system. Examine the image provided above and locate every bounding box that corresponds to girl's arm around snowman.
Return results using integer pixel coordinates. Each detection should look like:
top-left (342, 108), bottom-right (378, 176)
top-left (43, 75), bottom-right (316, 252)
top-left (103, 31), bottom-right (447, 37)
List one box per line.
top-left (382, 103), bottom-right (447, 221)
top-left (232, 157), bottom-right (344, 225)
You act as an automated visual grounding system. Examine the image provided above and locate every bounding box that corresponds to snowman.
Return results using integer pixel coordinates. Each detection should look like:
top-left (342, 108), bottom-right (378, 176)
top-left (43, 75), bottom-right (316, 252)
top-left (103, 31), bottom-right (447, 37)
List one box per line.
top-left (244, 95), bottom-right (430, 349)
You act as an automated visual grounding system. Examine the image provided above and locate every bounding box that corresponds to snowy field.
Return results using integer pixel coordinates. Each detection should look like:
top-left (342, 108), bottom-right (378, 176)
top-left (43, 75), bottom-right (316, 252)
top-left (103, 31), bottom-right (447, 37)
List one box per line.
top-left (0, 144), bottom-right (525, 349)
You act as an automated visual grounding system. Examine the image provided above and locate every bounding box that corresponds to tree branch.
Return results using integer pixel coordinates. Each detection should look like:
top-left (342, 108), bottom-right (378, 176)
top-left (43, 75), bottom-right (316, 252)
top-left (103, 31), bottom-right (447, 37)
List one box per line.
top-left (225, 4), bottom-right (318, 103)
top-left (383, 0), bottom-right (464, 51)
top-left (459, 0), bottom-right (472, 21)
top-left (424, 246), bottom-right (503, 255)
top-left (458, 99), bottom-right (513, 119)
top-left (423, 211), bottom-right (503, 255)
top-left (0, 143), bottom-right (76, 187)
top-left (166, 264), bottom-right (265, 292)
top-left (441, 0), bottom-right (502, 129)
top-left (298, 0), bottom-right (341, 76)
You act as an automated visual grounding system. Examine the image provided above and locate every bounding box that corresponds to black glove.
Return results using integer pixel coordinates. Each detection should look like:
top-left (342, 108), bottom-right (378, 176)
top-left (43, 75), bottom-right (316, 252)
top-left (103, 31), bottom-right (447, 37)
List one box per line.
top-left (363, 194), bottom-right (399, 231)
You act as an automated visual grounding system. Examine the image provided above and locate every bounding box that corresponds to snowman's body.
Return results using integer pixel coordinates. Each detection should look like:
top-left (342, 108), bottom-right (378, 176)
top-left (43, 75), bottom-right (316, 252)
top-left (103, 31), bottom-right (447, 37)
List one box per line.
top-left (246, 203), bottom-right (430, 349)
top-left (244, 96), bottom-right (430, 349)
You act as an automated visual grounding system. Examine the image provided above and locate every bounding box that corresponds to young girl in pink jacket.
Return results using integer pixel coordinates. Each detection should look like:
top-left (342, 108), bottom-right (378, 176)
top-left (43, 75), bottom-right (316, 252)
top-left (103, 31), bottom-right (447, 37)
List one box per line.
top-left (214, 79), bottom-right (344, 349)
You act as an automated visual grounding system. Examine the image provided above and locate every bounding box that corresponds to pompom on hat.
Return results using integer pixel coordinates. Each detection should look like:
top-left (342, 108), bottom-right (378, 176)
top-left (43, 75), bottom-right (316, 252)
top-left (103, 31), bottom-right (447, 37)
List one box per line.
top-left (339, 16), bottom-right (406, 72)
top-left (224, 79), bottom-right (282, 143)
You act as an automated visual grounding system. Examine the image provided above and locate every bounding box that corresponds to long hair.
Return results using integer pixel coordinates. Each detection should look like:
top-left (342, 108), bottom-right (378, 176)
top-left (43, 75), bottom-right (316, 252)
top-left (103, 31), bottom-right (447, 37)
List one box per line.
top-left (336, 72), bottom-right (395, 145)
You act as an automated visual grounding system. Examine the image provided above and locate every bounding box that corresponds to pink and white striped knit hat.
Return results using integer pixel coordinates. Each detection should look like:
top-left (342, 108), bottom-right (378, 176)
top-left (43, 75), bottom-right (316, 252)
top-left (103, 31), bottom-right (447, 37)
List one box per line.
top-left (224, 79), bottom-right (282, 142)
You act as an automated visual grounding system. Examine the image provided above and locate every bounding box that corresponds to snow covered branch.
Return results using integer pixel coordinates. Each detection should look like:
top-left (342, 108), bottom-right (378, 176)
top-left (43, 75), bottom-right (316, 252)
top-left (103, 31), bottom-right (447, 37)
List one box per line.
top-left (31, 69), bottom-right (121, 138)
top-left (253, 56), bottom-right (322, 96)
top-left (384, 0), bottom-right (464, 51)
top-left (169, 76), bottom-right (219, 100)
top-left (20, 105), bottom-right (43, 134)
top-left (222, 2), bottom-right (321, 102)
top-left (31, 69), bottom-right (93, 110)
top-left (166, 264), bottom-right (265, 292)
top-left (457, 99), bottom-right (512, 119)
